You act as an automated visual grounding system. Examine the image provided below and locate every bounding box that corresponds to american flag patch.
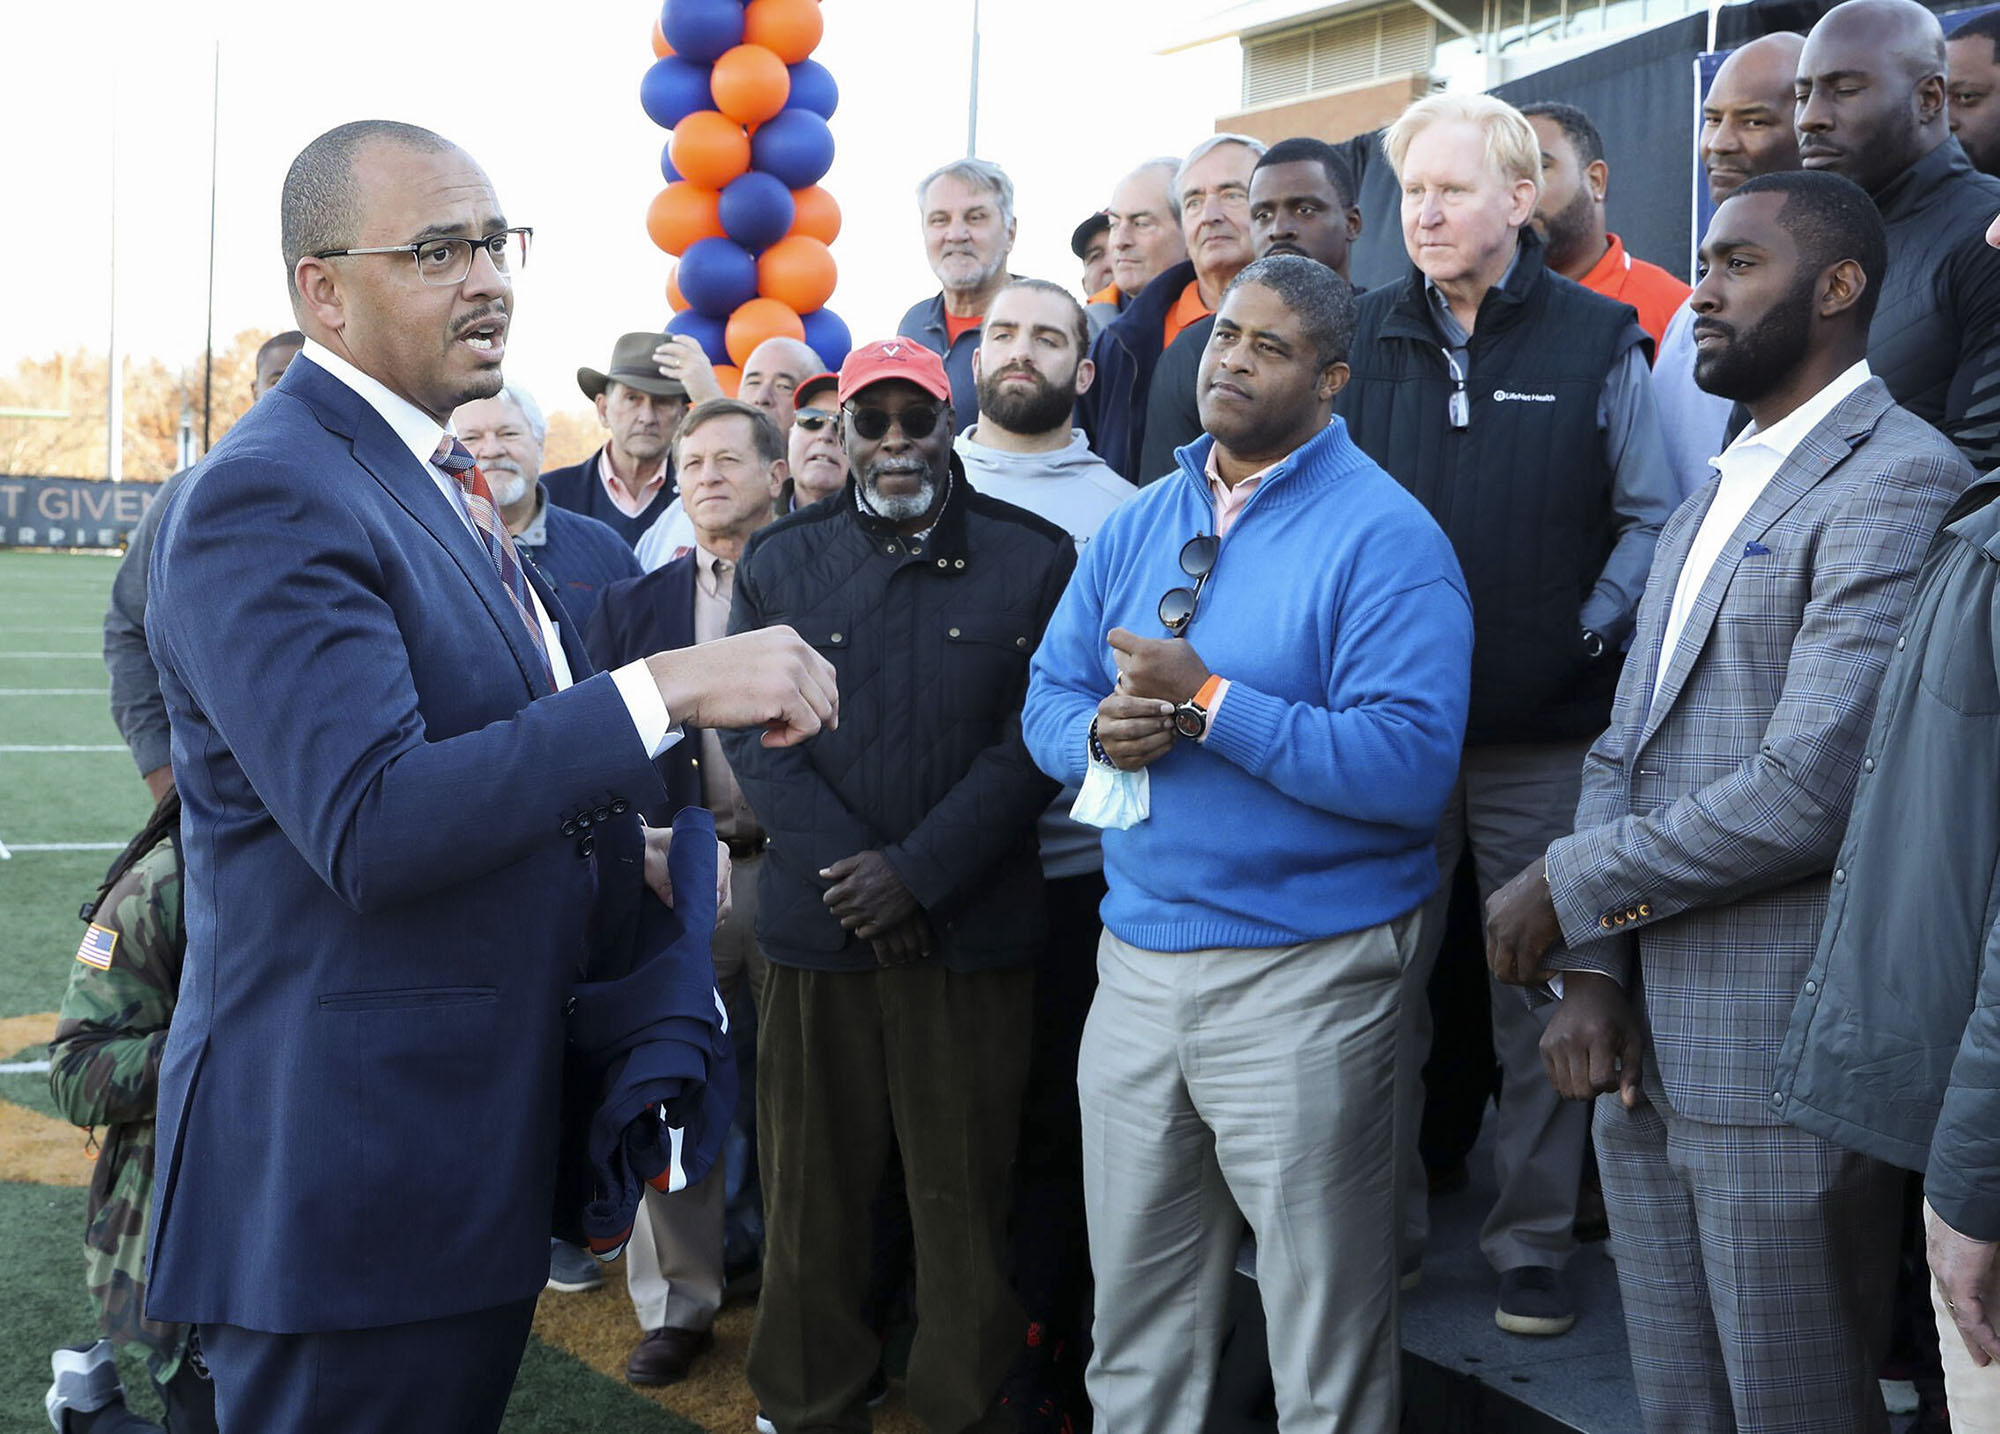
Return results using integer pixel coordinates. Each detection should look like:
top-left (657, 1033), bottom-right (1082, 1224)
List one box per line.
top-left (75, 924), bottom-right (118, 970)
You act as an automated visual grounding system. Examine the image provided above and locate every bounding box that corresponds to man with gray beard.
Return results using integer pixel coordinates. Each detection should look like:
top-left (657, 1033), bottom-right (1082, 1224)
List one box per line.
top-left (722, 337), bottom-right (1077, 1434)
top-left (455, 385), bottom-right (640, 634)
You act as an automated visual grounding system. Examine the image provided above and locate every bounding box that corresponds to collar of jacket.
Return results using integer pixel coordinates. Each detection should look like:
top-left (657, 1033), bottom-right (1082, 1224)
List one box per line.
top-left (1099, 258), bottom-right (1201, 361)
top-left (1872, 136), bottom-right (1978, 221)
top-left (844, 450), bottom-right (974, 563)
top-left (1169, 414), bottom-right (1362, 521)
top-left (1380, 225), bottom-right (1550, 345)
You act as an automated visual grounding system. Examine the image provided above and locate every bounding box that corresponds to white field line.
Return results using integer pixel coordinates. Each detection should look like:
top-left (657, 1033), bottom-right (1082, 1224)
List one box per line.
top-left (0, 626), bottom-right (103, 634)
top-left (0, 745), bottom-right (124, 752)
top-left (0, 1060), bottom-right (51, 1075)
top-left (0, 652), bottom-right (102, 659)
top-left (0, 842), bottom-right (125, 858)
top-left (0, 689), bottom-right (105, 696)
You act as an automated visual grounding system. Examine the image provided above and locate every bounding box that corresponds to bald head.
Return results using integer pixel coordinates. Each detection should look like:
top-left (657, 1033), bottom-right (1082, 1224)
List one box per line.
top-left (281, 120), bottom-right (459, 310)
top-left (738, 336), bottom-right (824, 430)
top-left (1702, 33), bottom-right (1806, 204)
top-left (1798, 0), bottom-right (1950, 194)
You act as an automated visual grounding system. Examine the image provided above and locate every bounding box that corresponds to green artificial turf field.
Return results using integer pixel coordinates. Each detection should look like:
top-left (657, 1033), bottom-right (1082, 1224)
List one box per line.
top-left (0, 549), bottom-right (718, 1434)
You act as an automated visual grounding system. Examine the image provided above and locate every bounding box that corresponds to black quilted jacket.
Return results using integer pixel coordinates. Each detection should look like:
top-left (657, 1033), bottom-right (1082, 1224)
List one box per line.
top-left (721, 459), bottom-right (1075, 971)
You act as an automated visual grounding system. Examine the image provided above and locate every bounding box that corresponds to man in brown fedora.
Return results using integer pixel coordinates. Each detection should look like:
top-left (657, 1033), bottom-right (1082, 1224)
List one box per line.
top-left (543, 331), bottom-right (690, 547)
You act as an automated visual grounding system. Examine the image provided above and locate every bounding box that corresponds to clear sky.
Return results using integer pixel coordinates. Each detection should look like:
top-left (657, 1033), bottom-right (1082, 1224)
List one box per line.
top-left (3, 1), bottom-right (1238, 446)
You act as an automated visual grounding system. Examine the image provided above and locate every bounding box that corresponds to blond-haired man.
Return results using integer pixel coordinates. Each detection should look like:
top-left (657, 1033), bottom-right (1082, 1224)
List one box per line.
top-left (1333, 91), bottom-right (1676, 1337)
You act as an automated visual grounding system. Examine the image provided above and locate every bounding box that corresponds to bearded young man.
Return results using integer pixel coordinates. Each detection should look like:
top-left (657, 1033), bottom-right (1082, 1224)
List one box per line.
top-left (952, 277), bottom-right (1136, 1424)
top-left (1486, 169), bottom-right (1972, 1432)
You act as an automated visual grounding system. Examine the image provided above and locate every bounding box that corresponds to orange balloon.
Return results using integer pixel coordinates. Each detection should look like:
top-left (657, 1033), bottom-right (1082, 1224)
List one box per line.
top-left (651, 18), bottom-right (673, 57)
top-left (666, 265), bottom-right (689, 313)
top-left (789, 185), bottom-right (842, 245)
top-left (711, 44), bottom-right (791, 125)
top-left (714, 364), bottom-right (743, 397)
top-left (646, 183), bottom-right (725, 257)
top-left (725, 297), bottom-right (806, 367)
top-left (743, 0), bottom-right (823, 64)
top-left (757, 234), bottom-right (837, 314)
top-left (668, 110), bottom-right (752, 190)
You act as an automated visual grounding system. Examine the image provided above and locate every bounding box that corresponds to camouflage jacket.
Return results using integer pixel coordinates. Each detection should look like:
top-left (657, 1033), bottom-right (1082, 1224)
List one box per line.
top-left (48, 836), bottom-right (186, 1375)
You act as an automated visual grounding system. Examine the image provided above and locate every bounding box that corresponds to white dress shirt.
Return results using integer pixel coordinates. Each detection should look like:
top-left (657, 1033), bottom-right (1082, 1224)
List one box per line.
top-left (299, 341), bottom-right (677, 756)
top-left (1650, 360), bottom-right (1873, 709)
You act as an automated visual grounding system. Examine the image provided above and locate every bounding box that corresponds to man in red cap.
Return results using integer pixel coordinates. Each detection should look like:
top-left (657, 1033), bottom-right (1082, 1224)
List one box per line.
top-left (722, 338), bottom-right (1078, 1434)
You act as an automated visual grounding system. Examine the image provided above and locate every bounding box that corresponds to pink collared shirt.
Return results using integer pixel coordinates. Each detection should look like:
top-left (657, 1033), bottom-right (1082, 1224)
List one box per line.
top-left (597, 448), bottom-right (670, 519)
top-left (1203, 446), bottom-right (1274, 539)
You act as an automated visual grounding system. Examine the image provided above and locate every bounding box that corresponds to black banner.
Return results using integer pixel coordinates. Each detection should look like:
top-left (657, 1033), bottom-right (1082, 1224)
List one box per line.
top-left (0, 476), bottom-right (159, 550)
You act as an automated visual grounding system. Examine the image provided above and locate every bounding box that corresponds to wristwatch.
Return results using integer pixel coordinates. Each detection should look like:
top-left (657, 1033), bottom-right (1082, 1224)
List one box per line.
top-left (1174, 674), bottom-right (1225, 740)
top-left (1581, 628), bottom-right (1606, 661)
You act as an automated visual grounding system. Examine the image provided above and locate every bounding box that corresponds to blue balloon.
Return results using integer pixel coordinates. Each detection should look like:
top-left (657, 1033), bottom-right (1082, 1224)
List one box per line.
top-left (660, 141), bottom-right (681, 185)
top-left (639, 56), bottom-right (714, 130)
top-left (718, 172), bottom-right (795, 251)
top-left (785, 60), bottom-right (839, 119)
top-left (677, 236), bottom-right (760, 320)
top-left (749, 109), bottom-right (835, 189)
top-left (660, 0), bottom-right (744, 64)
top-left (800, 308), bottom-right (852, 371)
top-left (666, 310), bottom-right (730, 367)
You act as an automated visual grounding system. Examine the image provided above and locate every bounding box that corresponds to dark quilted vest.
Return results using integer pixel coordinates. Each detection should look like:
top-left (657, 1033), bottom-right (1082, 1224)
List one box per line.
top-left (1337, 238), bottom-right (1640, 745)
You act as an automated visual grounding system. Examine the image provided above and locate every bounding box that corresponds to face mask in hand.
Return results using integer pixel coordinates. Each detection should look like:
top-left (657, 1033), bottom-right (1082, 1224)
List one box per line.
top-left (1071, 763), bottom-right (1149, 830)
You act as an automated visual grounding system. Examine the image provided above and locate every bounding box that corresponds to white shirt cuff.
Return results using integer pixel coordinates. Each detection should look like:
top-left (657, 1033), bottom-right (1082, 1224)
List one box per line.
top-left (609, 660), bottom-right (682, 758)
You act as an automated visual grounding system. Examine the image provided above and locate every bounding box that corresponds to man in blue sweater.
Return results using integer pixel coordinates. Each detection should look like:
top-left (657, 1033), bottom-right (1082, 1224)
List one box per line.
top-left (1023, 254), bottom-right (1473, 1433)
top-left (455, 386), bottom-right (641, 635)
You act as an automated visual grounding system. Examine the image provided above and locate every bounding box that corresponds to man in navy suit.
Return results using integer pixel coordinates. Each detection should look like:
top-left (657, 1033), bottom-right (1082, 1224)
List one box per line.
top-left (141, 119), bottom-right (835, 1434)
top-left (584, 398), bottom-right (785, 1387)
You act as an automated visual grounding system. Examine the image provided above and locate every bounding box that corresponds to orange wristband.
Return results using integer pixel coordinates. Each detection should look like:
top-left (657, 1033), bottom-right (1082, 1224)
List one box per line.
top-left (1193, 674), bottom-right (1224, 709)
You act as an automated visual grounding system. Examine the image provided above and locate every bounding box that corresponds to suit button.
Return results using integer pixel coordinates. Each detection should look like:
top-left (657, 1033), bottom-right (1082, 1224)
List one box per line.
top-left (575, 810), bottom-right (593, 829)
top-left (954, 559), bottom-right (965, 569)
top-left (1897, 636), bottom-right (1907, 651)
top-left (594, 806), bottom-right (611, 823)
top-left (830, 632), bottom-right (843, 643)
top-left (938, 558), bottom-right (948, 569)
top-left (1862, 758), bottom-right (1874, 773)
top-left (1833, 868), bottom-right (1846, 884)
top-left (578, 834), bottom-right (596, 859)
top-left (1016, 637), bottom-right (1028, 649)
top-left (561, 820), bottom-right (578, 837)
top-left (1638, 904), bottom-right (1651, 917)
top-left (611, 800), bottom-right (629, 815)
top-left (1804, 979), bottom-right (1818, 995)
top-left (1600, 917), bottom-right (1613, 930)
top-left (949, 627), bottom-right (962, 638)
top-left (1771, 1091), bottom-right (1785, 1108)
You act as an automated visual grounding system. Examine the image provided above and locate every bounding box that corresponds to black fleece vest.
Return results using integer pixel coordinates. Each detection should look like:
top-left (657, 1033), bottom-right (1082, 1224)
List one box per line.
top-left (1337, 241), bottom-right (1640, 745)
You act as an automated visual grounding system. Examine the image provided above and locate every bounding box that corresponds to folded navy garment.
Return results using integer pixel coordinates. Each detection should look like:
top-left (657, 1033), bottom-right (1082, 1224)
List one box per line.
top-left (551, 805), bottom-right (738, 1257)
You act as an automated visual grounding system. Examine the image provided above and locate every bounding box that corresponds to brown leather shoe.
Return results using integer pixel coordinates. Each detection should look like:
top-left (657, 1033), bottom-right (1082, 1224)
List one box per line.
top-left (625, 1326), bottom-right (714, 1386)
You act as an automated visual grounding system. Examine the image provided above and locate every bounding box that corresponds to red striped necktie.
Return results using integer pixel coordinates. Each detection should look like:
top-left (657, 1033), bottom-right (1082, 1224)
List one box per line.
top-left (433, 435), bottom-right (557, 693)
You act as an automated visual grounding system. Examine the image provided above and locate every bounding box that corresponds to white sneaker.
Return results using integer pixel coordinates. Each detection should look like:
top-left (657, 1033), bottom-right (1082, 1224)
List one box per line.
top-left (46, 1341), bottom-right (122, 1431)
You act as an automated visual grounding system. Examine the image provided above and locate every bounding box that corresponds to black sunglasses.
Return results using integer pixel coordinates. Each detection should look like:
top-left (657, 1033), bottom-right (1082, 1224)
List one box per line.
top-left (1158, 534), bottom-right (1219, 636)
top-left (844, 402), bottom-right (945, 442)
top-left (794, 408), bottom-right (837, 432)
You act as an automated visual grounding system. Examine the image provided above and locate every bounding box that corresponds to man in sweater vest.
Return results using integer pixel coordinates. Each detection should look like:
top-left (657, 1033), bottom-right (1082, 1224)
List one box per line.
top-left (1024, 254), bottom-right (1473, 1433)
top-left (454, 384), bottom-right (640, 635)
top-left (1333, 91), bottom-right (1677, 1338)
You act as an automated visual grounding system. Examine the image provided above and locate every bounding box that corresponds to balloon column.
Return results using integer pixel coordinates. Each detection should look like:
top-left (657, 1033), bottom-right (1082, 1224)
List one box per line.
top-left (641, 0), bottom-right (852, 397)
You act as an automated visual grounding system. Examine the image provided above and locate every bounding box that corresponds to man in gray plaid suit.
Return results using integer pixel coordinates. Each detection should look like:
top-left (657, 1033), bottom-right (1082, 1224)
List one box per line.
top-left (1487, 169), bottom-right (1974, 1431)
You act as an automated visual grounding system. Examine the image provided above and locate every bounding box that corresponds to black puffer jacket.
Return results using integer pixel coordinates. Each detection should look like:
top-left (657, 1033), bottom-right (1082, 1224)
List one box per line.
top-left (722, 459), bottom-right (1074, 971)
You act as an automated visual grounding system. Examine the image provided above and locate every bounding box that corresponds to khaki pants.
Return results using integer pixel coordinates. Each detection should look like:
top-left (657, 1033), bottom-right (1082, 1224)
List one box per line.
top-left (1927, 1199), bottom-right (2000, 1434)
top-left (626, 849), bottom-right (768, 1333)
top-left (1399, 740), bottom-right (1591, 1273)
top-left (1081, 920), bottom-right (1414, 1434)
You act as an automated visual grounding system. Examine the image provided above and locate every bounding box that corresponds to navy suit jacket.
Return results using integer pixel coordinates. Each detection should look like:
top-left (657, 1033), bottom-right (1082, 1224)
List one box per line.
top-left (143, 357), bottom-right (669, 1333)
top-left (584, 554), bottom-right (702, 820)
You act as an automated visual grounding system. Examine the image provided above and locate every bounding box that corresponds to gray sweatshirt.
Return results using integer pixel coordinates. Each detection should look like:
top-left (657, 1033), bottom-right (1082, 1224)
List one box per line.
top-left (955, 426), bottom-right (1137, 879)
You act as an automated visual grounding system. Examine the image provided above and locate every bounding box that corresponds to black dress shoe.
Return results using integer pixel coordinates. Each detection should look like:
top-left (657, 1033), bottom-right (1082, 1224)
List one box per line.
top-left (626, 1326), bottom-right (715, 1385)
